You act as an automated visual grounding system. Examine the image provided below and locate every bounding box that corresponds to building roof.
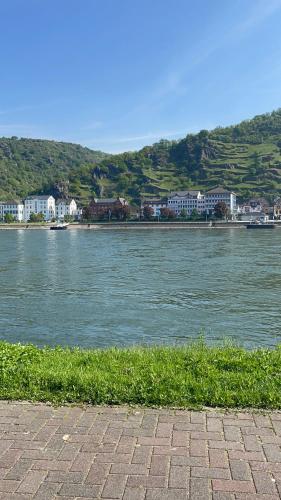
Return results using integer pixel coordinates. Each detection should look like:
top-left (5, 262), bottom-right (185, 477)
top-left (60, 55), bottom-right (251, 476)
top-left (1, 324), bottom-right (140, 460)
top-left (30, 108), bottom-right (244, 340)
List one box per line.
top-left (143, 198), bottom-right (167, 205)
top-left (25, 195), bottom-right (54, 200)
top-left (206, 187), bottom-right (234, 194)
top-left (247, 197), bottom-right (269, 207)
top-left (56, 198), bottom-right (76, 205)
top-left (0, 200), bottom-right (23, 206)
top-left (94, 198), bottom-right (119, 204)
top-left (169, 190), bottom-right (201, 197)
top-left (93, 197), bottom-right (127, 205)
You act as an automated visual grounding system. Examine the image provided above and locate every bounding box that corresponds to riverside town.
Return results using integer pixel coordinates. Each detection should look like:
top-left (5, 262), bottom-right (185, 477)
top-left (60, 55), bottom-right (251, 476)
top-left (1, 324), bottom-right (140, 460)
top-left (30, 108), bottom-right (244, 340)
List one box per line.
top-left (2, 4), bottom-right (281, 498)
top-left (1, 188), bottom-right (281, 223)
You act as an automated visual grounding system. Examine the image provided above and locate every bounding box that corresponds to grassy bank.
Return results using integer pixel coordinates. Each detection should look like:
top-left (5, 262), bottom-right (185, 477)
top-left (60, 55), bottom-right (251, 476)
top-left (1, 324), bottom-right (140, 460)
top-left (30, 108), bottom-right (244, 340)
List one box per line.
top-left (0, 341), bottom-right (281, 409)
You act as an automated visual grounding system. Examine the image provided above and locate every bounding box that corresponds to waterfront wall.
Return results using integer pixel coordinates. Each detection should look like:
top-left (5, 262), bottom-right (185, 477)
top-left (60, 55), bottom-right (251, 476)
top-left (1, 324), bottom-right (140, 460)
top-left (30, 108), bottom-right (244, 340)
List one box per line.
top-left (2, 221), bottom-right (281, 230)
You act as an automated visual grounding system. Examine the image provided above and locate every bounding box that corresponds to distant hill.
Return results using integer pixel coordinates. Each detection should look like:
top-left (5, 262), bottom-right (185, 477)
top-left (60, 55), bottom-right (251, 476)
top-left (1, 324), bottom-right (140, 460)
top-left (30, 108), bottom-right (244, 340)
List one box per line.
top-left (0, 137), bottom-right (107, 202)
top-left (1, 109), bottom-right (281, 204)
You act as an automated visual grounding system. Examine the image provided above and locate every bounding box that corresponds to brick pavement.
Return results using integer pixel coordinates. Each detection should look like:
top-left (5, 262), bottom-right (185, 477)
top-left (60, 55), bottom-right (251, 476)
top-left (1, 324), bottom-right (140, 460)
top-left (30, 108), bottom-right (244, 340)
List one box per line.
top-left (0, 402), bottom-right (281, 499)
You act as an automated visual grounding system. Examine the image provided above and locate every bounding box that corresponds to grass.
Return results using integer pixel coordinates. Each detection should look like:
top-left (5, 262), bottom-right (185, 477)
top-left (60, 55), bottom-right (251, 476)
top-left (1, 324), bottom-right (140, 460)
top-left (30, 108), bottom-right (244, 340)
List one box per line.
top-left (1, 341), bottom-right (281, 409)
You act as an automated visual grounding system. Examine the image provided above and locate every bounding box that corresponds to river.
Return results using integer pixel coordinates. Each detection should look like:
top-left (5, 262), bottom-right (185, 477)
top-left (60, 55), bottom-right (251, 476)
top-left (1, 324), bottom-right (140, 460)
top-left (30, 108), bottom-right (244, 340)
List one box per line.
top-left (0, 228), bottom-right (280, 348)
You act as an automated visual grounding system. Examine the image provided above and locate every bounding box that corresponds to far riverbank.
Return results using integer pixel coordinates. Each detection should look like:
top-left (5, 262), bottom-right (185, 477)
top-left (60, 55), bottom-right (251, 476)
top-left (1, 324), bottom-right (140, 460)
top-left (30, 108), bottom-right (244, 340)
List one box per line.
top-left (1, 220), bottom-right (281, 230)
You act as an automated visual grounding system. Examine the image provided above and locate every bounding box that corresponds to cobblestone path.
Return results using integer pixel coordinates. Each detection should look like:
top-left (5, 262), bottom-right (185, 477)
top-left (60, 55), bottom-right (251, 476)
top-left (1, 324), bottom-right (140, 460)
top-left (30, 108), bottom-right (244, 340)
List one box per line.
top-left (0, 402), bottom-right (281, 499)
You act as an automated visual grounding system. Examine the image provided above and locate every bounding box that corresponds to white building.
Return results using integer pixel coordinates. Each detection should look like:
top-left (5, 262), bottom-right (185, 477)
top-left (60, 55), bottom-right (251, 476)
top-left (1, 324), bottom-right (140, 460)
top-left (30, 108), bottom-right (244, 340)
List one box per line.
top-left (0, 200), bottom-right (24, 221)
top-left (205, 188), bottom-right (236, 215)
top-left (56, 199), bottom-right (78, 220)
top-left (142, 198), bottom-right (167, 217)
top-left (24, 195), bottom-right (56, 221)
top-left (167, 190), bottom-right (205, 216)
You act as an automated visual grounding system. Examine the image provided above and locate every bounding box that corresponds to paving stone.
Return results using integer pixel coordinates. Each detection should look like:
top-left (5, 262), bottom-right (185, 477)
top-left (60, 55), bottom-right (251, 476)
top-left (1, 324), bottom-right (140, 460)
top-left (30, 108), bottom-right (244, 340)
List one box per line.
top-left (229, 460), bottom-right (252, 481)
top-left (171, 455), bottom-right (208, 467)
top-left (171, 430), bottom-right (189, 448)
top-left (85, 462), bottom-right (110, 485)
top-left (2, 403), bottom-right (281, 500)
top-left (156, 423), bottom-right (173, 438)
top-left (191, 432), bottom-right (223, 441)
top-left (17, 471), bottom-right (47, 494)
top-left (101, 474), bottom-right (127, 498)
top-left (31, 459), bottom-right (70, 471)
top-left (169, 465), bottom-right (189, 488)
top-left (33, 481), bottom-right (61, 499)
top-left (153, 446), bottom-right (187, 456)
top-left (0, 480), bottom-right (21, 492)
top-left (208, 440), bottom-right (243, 451)
top-left (123, 486), bottom-right (146, 500)
top-left (252, 471), bottom-right (278, 494)
top-left (5, 459), bottom-right (33, 481)
top-left (209, 449), bottom-right (229, 468)
top-left (146, 488), bottom-right (189, 499)
top-left (0, 450), bottom-right (22, 469)
top-left (244, 435), bottom-right (262, 452)
top-left (45, 471), bottom-right (84, 483)
top-left (207, 418), bottom-right (223, 433)
top-left (212, 479), bottom-right (255, 493)
top-left (149, 454), bottom-right (169, 475)
top-left (59, 483), bottom-right (101, 497)
top-left (190, 477), bottom-right (210, 499)
top-left (110, 463), bottom-right (147, 475)
top-left (224, 426), bottom-right (241, 442)
top-left (191, 467), bottom-right (230, 479)
top-left (228, 451), bottom-right (265, 462)
top-left (212, 493), bottom-right (235, 500)
top-left (127, 474), bottom-right (167, 488)
top-left (249, 461), bottom-right (281, 472)
top-left (263, 444), bottom-right (281, 462)
top-left (132, 445), bottom-right (152, 464)
top-left (190, 439), bottom-right (207, 457)
top-left (235, 495), bottom-right (280, 500)
top-left (190, 412), bottom-right (206, 424)
top-left (69, 452), bottom-right (95, 472)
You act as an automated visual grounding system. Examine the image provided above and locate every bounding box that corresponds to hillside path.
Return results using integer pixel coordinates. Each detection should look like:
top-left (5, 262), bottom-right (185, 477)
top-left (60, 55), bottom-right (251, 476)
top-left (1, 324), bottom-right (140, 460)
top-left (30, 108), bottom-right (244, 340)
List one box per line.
top-left (0, 401), bottom-right (281, 499)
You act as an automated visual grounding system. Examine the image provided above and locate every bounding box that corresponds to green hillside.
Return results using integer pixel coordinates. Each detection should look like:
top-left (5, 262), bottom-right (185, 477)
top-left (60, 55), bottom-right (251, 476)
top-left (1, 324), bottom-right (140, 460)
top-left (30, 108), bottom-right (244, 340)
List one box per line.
top-left (94, 109), bottom-right (281, 202)
top-left (1, 109), bottom-right (281, 204)
top-left (0, 137), bottom-right (107, 202)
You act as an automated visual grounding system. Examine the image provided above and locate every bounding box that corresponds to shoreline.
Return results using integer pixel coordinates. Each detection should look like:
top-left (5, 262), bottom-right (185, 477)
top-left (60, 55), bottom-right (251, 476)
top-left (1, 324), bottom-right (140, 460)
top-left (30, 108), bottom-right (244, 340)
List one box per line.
top-left (1, 221), bottom-right (280, 230)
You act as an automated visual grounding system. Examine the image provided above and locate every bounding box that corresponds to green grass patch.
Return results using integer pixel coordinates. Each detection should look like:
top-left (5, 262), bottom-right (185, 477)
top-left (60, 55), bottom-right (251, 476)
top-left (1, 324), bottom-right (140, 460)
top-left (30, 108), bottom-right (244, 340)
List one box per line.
top-left (1, 341), bottom-right (281, 409)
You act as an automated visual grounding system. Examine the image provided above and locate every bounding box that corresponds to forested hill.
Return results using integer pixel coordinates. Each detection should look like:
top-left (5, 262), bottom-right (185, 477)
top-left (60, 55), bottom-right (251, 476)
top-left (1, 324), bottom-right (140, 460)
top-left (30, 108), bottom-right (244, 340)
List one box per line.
top-left (1, 109), bottom-right (281, 203)
top-left (0, 138), bottom-right (107, 201)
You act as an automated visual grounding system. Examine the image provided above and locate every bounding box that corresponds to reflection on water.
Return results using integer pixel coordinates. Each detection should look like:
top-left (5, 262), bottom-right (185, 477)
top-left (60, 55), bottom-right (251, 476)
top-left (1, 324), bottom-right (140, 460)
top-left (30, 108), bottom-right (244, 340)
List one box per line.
top-left (0, 229), bottom-right (280, 348)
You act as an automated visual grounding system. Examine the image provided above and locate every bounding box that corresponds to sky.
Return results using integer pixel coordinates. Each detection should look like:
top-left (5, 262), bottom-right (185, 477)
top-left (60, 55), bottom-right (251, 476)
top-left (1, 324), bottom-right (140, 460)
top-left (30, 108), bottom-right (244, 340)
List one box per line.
top-left (0, 0), bottom-right (281, 153)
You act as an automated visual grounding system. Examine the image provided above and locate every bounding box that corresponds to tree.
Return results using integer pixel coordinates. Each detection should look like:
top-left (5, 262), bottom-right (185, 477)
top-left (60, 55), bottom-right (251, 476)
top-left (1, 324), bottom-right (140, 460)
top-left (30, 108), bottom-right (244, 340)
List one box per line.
top-left (190, 209), bottom-right (199, 220)
top-left (160, 207), bottom-right (176, 219)
top-left (112, 205), bottom-right (130, 221)
top-left (179, 209), bottom-right (187, 219)
top-left (214, 202), bottom-right (229, 219)
top-left (143, 205), bottom-right (154, 220)
top-left (4, 213), bottom-right (15, 223)
top-left (29, 212), bottom-right (44, 222)
top-left (64, 214), bottom-right (74, 223)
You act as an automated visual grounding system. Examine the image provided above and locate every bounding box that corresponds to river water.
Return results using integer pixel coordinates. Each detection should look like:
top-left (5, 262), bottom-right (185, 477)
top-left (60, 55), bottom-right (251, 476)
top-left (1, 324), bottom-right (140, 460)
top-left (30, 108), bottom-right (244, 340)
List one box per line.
top-left (0, 228), bottom-right (280, 348)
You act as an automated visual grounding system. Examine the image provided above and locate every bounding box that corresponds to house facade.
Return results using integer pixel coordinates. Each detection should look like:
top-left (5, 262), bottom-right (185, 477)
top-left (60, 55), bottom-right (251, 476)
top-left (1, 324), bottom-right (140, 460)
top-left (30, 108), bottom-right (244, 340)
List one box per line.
top-left (204, 188), bottom-right (236, 215)
top-left (167, 190), bottom-right (205, 216)
top-left (142, 198), bottom-right (167, 217)
top-left (56, 199), bottom-right (78, 220)
top-left (89, 197), bottom-right (128, 217)
top-left (143, 187), bottom-right (237, 217)
top-left (24, 195), bottom-right (56, 221)
top-left (0, 201), bottom-right (25, 221)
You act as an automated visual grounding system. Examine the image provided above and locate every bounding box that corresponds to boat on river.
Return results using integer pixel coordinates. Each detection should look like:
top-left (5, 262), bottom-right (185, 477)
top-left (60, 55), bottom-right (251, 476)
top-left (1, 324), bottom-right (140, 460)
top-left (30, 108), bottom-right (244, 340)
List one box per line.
top-left (50, 223), bottom-right (68, 230)
top-left (246, 222), bottom-right (275, 229)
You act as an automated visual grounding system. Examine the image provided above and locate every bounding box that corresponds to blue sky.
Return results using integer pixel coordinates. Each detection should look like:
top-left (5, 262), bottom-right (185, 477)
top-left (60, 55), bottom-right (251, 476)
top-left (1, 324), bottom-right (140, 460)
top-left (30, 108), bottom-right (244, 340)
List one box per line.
top-left (1, 0), bottom-right (281, 153)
